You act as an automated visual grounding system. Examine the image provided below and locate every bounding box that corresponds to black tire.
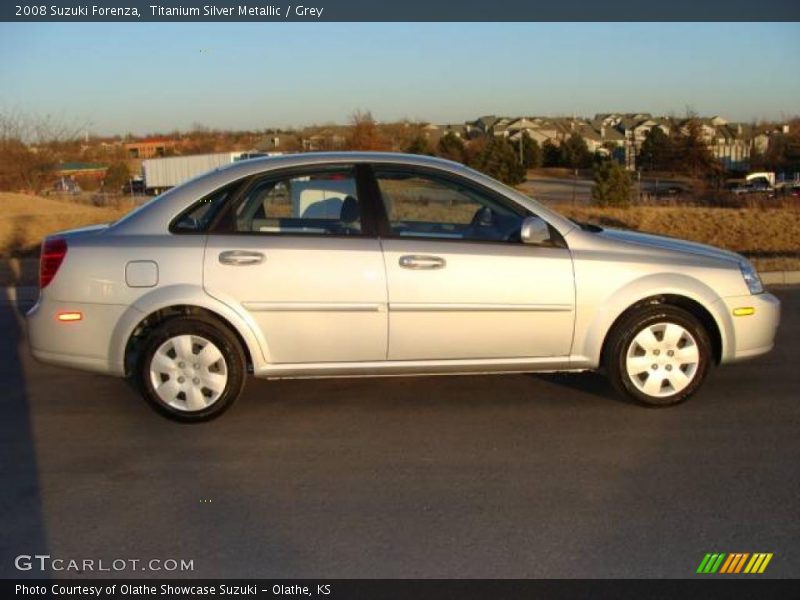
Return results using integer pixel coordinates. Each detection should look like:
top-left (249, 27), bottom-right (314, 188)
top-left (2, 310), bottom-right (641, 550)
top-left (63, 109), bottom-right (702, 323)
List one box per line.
top-left (604, 304), bottom-right (712, 407)
top-left (136, 316), bottom-right (246, 422)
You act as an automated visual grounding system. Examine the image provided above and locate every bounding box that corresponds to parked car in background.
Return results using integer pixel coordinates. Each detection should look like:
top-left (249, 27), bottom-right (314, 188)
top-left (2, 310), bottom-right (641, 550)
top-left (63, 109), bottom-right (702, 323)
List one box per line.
top-left (731, 184), bottom-right (752, 196)
top-left (50, 176), bottom-right (81, 195)
top-left (731, 181), bottom-right (775, 198)
top-left (748, 179), bottom-right (774, 195)
top-left (745, 171), bottom-right (776, 187)
top-left (122, 177), bottom-right (147, 195)
top-left (27, 153), bottom-right (781, 421)
top-left (654, 184), bottom-right (686, 198)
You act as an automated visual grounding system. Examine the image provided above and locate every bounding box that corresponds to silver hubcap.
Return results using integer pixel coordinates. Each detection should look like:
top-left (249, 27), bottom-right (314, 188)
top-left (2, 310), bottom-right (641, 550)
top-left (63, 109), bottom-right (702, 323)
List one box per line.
top-left (149, 335), bottom-right (228, 412)
top-left (625, 322), bottom-right (700, 398)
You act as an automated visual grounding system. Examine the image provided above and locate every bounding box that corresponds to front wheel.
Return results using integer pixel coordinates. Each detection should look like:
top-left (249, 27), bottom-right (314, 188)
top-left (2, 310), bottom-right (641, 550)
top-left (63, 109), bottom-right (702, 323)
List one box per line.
top-left (604, 305), bottom-right (712, 407)
top-left (137, 317), bottom-right (246, 422)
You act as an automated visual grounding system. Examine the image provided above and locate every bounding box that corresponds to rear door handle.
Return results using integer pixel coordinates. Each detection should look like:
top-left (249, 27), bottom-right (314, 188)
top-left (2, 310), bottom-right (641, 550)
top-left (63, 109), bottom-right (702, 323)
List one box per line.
top-left (219, 250), bottom-right (265, 266)
top-left (398, 255), bottom-right (446, 270)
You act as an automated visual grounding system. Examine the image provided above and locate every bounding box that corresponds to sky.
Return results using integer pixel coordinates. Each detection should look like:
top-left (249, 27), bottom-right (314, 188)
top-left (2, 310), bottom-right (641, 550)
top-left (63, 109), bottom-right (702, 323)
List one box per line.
top-left (0, 22), bottom-right (798, 135)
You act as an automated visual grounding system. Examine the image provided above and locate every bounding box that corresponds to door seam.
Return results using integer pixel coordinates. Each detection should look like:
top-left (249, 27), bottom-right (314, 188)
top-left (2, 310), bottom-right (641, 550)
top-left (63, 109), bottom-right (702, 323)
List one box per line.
top-left (378, 237), bottom-right (391, 360)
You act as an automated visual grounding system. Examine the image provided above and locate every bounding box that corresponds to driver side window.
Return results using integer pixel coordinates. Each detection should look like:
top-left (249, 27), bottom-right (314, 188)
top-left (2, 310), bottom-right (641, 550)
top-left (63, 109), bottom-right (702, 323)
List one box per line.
top-left (374, 169), bottom-right (526, 242)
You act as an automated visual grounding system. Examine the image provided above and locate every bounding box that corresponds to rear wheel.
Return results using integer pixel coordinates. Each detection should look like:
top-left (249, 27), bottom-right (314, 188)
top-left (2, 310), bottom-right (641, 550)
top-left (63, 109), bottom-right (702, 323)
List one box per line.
top-left (137, 317), bottom-right (246, 422)
top-left (604, 305), bottom-right (712, 407)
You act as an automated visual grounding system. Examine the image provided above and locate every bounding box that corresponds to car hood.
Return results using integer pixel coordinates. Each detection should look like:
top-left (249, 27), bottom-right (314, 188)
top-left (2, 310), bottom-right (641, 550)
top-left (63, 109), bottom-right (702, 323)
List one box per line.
top-left (597, 228), bottom-right (744, 265)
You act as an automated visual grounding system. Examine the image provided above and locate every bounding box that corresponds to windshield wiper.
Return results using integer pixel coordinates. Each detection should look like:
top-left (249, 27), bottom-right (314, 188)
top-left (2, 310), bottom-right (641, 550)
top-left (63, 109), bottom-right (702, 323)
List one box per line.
top-left (570, 219), bottom-right (604, 233)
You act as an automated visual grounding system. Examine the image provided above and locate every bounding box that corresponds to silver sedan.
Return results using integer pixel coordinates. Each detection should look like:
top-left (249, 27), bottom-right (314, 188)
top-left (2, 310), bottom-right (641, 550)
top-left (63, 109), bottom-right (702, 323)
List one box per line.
top-left (27, 153), bottom-right (780, 420)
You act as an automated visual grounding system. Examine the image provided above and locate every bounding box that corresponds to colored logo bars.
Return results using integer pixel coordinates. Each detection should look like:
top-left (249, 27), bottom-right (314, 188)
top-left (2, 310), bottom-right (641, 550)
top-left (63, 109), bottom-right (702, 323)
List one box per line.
top-left (697, 553), bottom-right (773, 574)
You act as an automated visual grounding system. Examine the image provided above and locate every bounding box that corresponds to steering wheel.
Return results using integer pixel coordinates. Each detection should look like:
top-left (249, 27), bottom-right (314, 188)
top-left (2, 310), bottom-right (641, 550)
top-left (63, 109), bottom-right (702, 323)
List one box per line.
top-left (470, 206), bottom-right (494, 228)
top-left (503, 223), bottom-right (523, 242)
top-left (469, 207), bottom-right (524, 242)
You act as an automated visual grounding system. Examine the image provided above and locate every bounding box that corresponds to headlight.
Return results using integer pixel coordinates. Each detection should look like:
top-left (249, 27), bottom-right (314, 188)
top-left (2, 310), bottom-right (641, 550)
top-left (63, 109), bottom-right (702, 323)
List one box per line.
top-left (740, 261), bottom-right (763, 295)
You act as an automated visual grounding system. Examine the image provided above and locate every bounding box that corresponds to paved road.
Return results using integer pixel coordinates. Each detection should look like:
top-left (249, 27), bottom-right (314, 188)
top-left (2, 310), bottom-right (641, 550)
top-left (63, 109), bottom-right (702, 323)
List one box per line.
top-left (519, 175), bottom-right (594, 205)
top-left (1, 287), bottom-right (798, 579)
top-left (519, 174), bottom-right (696, 207)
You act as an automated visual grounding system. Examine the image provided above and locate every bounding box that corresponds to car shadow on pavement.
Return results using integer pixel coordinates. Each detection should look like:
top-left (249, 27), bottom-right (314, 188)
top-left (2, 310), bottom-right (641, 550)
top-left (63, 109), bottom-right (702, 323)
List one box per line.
top-left (0, 285), bottom-right (48, 577)
top-left (532, 371), bottom-right (631, 405)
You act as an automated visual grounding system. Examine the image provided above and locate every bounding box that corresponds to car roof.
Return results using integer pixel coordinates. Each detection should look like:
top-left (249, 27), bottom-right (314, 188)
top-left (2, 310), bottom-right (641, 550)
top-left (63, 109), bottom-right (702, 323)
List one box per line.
top-left (225, 151), bottom-right (466, 172)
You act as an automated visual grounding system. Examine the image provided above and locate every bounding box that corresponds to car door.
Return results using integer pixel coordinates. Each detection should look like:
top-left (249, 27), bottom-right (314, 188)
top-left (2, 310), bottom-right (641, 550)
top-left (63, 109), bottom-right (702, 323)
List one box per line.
top-left (201, 164), bottom-right (388, 364)
top-left (371, 166), bottom-right (575, 361)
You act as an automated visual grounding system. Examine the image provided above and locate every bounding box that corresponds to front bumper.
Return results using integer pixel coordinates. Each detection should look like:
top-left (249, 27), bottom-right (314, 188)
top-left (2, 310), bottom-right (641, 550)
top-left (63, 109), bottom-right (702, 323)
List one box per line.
top-left (715, 292), bottom-right (781, 363)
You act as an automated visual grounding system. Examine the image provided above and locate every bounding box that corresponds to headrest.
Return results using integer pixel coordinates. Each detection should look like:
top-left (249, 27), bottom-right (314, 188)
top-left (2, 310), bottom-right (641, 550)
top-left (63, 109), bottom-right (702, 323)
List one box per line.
top-left (340, 196), bottom-right (359, 224)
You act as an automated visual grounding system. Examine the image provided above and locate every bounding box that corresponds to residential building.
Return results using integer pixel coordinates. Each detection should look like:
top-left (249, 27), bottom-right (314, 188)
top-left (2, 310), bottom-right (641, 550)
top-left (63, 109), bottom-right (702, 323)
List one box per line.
top-left (124, 137), bottom-right (179, 159)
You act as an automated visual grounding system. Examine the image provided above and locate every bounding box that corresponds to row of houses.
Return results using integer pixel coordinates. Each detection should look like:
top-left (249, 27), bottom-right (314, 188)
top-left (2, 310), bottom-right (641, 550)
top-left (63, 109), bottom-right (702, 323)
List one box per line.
top-left (421, 113), bottom-right (788, 172)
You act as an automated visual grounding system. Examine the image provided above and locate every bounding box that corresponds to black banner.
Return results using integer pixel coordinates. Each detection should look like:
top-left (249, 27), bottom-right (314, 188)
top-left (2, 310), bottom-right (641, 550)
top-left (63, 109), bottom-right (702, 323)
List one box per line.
top-left (6, 579), bottom-right (800, 600)
top-left (2, 0), bottom-right (800, 22)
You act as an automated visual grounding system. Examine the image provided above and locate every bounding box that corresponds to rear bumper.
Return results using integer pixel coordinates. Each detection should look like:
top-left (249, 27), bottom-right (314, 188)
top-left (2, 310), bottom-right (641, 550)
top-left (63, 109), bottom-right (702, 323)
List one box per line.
top-left (26, 295), bottom-right (127, 376)
top-left (715, 292), bottom-right (780, 363)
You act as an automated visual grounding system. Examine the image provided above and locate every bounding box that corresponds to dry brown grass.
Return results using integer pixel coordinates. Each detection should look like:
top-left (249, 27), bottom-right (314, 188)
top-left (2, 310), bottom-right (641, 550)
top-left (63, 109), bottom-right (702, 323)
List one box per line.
top-left (558, 205), bottom-right (800, 271)
top-left (0, 192), bottom-right (132, 256)
top-left (558, 206), bottom-right (800, 254)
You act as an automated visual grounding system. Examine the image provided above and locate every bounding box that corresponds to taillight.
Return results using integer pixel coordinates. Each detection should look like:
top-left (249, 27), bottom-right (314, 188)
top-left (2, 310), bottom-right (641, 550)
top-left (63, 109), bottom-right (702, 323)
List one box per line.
top-left (40, 237), bottom-right (68, 288)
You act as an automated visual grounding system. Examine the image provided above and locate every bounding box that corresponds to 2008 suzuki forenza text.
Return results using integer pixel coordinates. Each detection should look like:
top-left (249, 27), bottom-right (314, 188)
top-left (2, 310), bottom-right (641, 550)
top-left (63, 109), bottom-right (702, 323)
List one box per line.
top-left (27, 153), bottom-right (781, 421)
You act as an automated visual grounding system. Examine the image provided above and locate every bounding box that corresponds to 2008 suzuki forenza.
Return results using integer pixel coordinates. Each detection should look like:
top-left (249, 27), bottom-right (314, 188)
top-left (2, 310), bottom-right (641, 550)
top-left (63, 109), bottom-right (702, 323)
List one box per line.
top-left (27, 153), bottom-right (780, 421)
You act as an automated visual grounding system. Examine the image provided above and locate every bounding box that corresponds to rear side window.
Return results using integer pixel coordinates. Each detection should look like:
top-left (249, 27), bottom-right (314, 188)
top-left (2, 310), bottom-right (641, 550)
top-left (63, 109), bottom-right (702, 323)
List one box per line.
top-left (230, 167), bottom-right (361, 236)
top-left (172, 183), bottom-right (238, 233)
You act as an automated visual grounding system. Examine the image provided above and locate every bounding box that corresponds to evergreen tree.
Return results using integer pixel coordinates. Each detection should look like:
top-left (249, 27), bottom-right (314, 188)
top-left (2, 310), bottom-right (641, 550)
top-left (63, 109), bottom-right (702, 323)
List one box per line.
top-left (405, 135), bottom-right (433, 156)
top-left (437, 132), bottom-right (466, 163)
top-left (542, 140), bottom-right (563, 167)
top-left (592, 160), bottom-right (632, 207)
top-left (672, 118), bottom-right (717, 178)
top-left (562, 133), bottom-right (593, 169)
top-left (638, 127), bottom-right (673, 172)
top-left (516, 131), bottom-right (542, 169)
top-left (471, 137), bottom-right (525, 185)
top-left (756, 129), bottom-right (800, 173)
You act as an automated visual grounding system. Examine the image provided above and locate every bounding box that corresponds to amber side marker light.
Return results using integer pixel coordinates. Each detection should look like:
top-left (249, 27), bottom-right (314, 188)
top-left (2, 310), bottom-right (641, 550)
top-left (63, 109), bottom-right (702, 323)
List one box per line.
top-left (732, 307), bottom-right (755, 317)
top-left (56, 311), bottom-right (83, 322)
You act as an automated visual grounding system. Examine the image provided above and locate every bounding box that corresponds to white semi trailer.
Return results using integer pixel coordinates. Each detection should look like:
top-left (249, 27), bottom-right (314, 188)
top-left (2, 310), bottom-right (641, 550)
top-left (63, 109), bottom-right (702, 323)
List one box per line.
top-left (141, 152), bottom-right (274, 194)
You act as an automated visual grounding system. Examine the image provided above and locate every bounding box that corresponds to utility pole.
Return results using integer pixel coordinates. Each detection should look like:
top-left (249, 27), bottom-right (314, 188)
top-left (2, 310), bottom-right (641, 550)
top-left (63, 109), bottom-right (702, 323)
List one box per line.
top-left (572, 167), bottom-right (577, 206)
top-left (637, 169), bottom-right (642, 204)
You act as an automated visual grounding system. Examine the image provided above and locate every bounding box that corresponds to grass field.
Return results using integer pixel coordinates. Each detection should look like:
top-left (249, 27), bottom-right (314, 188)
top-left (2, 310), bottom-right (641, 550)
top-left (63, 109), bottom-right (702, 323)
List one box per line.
top-left (0, 192), bottom-right (132, 257)
top-left (557, 205), bottom-right (800, 271)
top-left (1, 191), bottom-right (797, 272)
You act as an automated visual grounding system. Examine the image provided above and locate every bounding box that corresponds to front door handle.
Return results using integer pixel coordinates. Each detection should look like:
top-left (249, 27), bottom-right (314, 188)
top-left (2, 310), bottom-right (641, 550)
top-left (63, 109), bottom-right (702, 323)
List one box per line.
top-left (219, 250), bottom-right (265, 266)
top-left (398, 255), bottom-right (446, 270)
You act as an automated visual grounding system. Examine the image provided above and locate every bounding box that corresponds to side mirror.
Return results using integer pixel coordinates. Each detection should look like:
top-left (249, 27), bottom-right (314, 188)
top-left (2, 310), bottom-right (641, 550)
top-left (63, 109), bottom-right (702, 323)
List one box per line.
top-left (520, 216), bottom-right (551, 245)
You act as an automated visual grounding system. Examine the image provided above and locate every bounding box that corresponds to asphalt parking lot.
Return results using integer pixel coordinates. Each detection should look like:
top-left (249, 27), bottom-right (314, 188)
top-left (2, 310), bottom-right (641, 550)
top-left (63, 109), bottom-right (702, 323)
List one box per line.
top-left (1, 286), bottom-right (798, 579)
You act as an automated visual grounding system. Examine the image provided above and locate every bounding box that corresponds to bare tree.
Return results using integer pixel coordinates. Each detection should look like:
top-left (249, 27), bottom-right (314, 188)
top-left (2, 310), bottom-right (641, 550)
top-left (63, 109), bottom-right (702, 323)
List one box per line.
top-left (0, 108), bottom-right (87, 192)
top-left (345, 110), bottom-right (390, 151)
